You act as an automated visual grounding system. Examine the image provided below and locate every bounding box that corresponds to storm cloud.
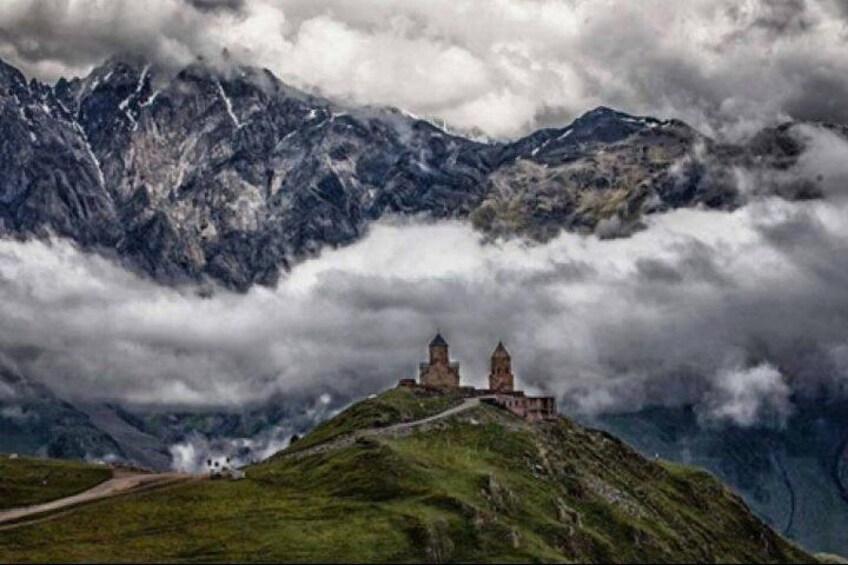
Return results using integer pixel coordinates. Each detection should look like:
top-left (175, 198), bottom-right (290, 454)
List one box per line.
top-left (0, 0), bottom-right (847, 137)
top-left (0, 126), bottom-right (846, 428)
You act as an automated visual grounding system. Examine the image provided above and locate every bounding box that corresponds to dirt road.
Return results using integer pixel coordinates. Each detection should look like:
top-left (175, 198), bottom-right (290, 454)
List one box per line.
top-left (0, 470), bottom-right (195, 528)
top-left (0, 398), bottom-right (483, 527)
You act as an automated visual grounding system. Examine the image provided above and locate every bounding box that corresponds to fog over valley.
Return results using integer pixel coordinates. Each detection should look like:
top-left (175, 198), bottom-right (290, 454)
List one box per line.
top-left (1, 124), bottom-right (846, 428)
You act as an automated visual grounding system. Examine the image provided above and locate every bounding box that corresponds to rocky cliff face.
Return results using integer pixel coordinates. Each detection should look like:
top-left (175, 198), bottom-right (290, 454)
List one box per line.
top-left (0, 59), bottom-right (119, 247)
top-left (3, 56), bottom-right (495, 289)
top-left (475, 108), bottom-right (740, 240)
top-left (0, 56), bottom-right (832, 290)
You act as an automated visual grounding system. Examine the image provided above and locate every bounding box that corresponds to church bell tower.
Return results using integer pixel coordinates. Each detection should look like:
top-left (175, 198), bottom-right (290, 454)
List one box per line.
top-left (429, 333), bottom-right (449, 365)
top-left (488, 341), bottom-right (514, 392)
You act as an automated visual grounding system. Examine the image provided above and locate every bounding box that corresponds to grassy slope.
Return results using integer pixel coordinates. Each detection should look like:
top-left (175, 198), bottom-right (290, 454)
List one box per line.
top-left (288, 386), bottom-right (464, 452)
top-left (0, 455), bottom-right (112, 509)
top-left (0, 388), bottom-right (813, 563)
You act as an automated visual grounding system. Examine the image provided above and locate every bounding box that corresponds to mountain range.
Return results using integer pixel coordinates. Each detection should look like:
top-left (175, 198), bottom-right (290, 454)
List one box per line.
top-left (1, 55), bottom-right (836, 290)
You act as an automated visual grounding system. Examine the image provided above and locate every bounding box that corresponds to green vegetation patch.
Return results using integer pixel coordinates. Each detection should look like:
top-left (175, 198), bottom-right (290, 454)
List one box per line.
top-left (0, 392), bottom-right (815, 563)
top-left (284, 386), bottom-right (463, 453)
top-left (0, 455), bottom-right (112, 509)
top-left (0, 477), bottom-right (417, 563)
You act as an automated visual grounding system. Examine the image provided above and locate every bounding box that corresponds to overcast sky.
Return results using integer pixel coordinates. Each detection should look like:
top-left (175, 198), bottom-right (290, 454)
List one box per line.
top-left (0, 0), bottom-right (847, 137)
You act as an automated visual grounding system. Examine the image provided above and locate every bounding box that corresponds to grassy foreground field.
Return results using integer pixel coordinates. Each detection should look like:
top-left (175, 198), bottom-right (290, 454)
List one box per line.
top-left (0, 387), bottom-right (814, 563)
top-left (0, 455), bottom-right (111, 510)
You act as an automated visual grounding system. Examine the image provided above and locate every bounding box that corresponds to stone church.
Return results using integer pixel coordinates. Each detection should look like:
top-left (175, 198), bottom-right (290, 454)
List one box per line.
top-left (401, 334), bottom-right (557, 421)
top-left (418, 333), bottom-right (461, 388)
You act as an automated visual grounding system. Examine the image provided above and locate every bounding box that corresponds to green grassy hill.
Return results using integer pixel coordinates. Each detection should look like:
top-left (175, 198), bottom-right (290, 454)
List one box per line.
top-left (0, 387), bottom-right (813, 563)
top-left (288, 387), bottom-right (464, 452)
top-left (0, 455), bottom-right (111, 510)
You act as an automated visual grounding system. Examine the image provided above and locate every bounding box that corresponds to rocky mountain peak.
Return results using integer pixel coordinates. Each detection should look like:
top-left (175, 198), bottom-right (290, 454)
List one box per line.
top-left (0, 58), bottom-right (28, 93)
top-left (570, 105), bottom-right (669, 140)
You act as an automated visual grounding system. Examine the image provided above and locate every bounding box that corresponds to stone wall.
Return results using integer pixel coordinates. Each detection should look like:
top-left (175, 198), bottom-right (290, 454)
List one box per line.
top-left (489, 393), bottom-right (557, 421)
top-left (419, 361), bottom-right (460, 388)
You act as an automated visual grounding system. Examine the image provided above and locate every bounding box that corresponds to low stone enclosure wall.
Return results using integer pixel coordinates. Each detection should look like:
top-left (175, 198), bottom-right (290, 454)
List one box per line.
top-left (397, 380), bottom-right (557, 421)
top-left (482, 394), bottom-right (557, 422)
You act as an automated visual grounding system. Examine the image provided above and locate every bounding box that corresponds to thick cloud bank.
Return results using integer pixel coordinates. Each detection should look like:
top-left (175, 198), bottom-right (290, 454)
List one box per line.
top-left (1, 0), bottom-right (847, 137)
top-left (1, 126), bottom-right (847, 428)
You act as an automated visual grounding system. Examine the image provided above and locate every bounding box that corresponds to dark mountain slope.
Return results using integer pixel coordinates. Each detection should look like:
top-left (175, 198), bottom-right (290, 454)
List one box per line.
top-left (594, 400), bottom-right (848, 558)
top-left (0, 363), bottom-right (124, 462)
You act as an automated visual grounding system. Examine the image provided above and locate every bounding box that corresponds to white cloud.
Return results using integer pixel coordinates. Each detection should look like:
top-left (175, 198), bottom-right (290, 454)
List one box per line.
top-left (700, 362), bottom-right (793, 427)
top-left (2, 170), bottom-right (848, 427)
top-left (3, 127), bottom-right (848, 423)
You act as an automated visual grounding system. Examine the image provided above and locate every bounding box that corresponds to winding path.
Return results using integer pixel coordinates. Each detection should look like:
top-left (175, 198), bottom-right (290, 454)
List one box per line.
top-left (0, 398), bottom-right (485, 530)
top-left (0, 471), bottom-right (195, 530)
top-left (282, 397), bottom-right (484, 460)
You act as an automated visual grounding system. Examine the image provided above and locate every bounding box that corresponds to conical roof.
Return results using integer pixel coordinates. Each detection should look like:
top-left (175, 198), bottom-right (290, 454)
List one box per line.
top-left (430, 333), bottom-right (448, 347)
top-left (492, 341), bottom-right (510, 357)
